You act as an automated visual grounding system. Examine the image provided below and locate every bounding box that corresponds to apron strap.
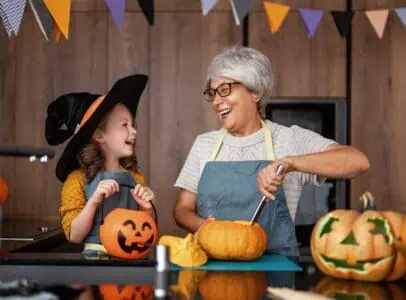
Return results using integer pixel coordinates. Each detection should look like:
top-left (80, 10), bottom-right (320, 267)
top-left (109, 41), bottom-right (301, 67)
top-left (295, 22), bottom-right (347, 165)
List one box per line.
top-left (210, 120), bottom-right (276, 161)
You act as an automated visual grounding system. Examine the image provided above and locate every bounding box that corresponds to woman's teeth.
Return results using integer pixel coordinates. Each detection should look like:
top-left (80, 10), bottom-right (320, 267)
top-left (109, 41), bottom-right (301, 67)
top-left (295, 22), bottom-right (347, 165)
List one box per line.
top-left (220, 108), bottom-right (232, 119)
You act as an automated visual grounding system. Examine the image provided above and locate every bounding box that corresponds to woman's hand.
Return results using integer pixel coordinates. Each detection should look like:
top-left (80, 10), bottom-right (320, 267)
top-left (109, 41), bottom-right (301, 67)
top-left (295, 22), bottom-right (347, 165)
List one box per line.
top-left (194, 215), bottom-right (215, 241)
top-left (88, 179), bottom-right (120, 206)
top-left (131, 184), bottom-right (156, 210)
top-left (257, 159), bottom-right (293, 201)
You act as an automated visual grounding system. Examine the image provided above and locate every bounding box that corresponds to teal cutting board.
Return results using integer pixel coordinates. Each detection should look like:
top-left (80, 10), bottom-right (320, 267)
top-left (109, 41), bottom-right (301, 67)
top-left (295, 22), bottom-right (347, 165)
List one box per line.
top-left (170, 255), bottom-right (302, 271)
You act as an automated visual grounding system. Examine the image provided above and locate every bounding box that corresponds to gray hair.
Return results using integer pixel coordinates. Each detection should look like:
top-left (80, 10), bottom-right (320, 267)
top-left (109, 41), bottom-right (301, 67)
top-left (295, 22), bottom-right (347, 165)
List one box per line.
top-left (206, 45), bottom-right (274, 117)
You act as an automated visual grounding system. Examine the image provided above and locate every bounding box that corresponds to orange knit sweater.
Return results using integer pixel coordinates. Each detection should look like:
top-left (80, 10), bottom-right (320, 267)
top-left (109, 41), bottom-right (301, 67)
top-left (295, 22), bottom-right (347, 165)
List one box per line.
top-left (59, 169), bottom-right (147, 240)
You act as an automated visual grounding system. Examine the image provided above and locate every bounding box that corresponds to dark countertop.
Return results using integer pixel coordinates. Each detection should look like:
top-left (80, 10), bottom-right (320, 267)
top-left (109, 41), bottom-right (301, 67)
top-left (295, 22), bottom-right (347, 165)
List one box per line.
top-left (0, 253), bottom-right (405, 299)
top-left (0, 220), bottom-right (64, 252)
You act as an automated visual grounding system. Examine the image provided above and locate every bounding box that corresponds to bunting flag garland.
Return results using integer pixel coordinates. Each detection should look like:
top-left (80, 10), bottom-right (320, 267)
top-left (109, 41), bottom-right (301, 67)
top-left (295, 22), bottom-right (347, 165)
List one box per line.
top-left (365, 9), bottom-right (389, 39)
top-left (331, 11), bottom-right (354, 39)
top-left (1, 1), bottom-right (406, 41)
top-left (44, 0), bottom-right (71, 39)
top-left (395, 8), bottom-right (406, 28)
top-left (29, 0), bottom-right (53, 41)
top-left (230, 0), bottom-right (255, 26)
top-left (201, 0), bottom-right (219, 17)
top-left (0, 0), bottom-right (27, 36)
top-left (299, 8), bottom-right (323, 38)
top-left (138, 0), bottom-right (154, 25)
top-left (263, 2), bottom-right (290, 34)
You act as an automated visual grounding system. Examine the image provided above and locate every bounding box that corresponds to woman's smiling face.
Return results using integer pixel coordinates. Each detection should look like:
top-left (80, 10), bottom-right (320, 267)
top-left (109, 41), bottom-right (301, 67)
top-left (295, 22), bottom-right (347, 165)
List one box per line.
top-left (209, 77), bottom-right (260, 136)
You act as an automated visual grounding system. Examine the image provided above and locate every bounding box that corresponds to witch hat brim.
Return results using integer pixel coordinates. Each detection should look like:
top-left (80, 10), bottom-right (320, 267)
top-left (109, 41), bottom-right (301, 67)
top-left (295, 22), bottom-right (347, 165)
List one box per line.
top-left (56, 74), bottom-right (148, 182)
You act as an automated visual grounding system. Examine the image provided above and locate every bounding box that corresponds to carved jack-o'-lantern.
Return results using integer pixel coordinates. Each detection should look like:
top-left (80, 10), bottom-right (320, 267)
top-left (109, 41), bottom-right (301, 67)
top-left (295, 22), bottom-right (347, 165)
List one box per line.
top-left (311, 192), bottom-right (406, 282)
top-left (99, 284), bottom-right (154, 300)
top-left (100, 208), bottom-right (158, 259)
top-left (315, 277), bottom-right (406, 300)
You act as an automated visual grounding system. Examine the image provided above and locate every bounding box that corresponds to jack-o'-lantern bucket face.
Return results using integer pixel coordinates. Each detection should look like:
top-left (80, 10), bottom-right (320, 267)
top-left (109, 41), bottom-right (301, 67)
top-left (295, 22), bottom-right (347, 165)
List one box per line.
top-left (99, 284), bottom-right (154, 300)
top-left (100, 209), bottom-right (158, 259)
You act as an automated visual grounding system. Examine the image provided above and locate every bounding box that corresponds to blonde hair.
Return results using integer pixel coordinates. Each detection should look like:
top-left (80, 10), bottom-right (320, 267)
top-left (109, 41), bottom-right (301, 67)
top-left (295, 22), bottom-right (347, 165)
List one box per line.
top-left (78, 110), bottom-right (139, 183)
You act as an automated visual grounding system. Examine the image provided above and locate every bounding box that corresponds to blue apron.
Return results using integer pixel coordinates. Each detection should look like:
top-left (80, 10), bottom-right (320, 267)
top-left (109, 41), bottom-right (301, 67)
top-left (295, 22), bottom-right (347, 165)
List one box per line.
top-left (82, 171), bottom-right (138, 257)
top-left (197, 120), bottom-right (299, 257)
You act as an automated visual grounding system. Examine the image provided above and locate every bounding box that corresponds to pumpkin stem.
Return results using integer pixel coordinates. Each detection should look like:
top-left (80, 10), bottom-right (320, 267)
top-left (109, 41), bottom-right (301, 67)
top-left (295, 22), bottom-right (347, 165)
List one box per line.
top-left (360, 191), bottom-right (376, 211)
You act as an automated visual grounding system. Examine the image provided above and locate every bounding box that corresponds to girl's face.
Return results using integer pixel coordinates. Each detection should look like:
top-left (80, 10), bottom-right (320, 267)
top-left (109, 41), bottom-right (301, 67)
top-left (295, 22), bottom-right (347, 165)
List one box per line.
top-left (209, 77), bottom-right (260, 136)
top-left (96, 104), bottom-right (136, 160)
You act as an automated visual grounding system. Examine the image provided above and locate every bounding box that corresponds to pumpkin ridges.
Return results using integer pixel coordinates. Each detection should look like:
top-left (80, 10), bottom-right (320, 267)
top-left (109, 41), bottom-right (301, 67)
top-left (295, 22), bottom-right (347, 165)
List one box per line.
top-left (382, 212), bottom-right (406, 281)
top-left (314, 211), bottom-right (359, 261)
top-left (197, 221), bottom-right (267, 261)
top-left (352, 212), bottom-right (394, 262)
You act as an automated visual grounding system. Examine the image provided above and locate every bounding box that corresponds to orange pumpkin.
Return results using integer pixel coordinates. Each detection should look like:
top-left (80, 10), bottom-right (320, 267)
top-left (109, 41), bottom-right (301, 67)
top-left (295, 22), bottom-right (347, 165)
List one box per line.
top-left (0, 176), bottom-right (9, 205)
top-left (99, 284), bottom-right (153, 300)
top-left (311, 192), bottom-right (406, 282)
top-left (394, 217), bottom-right (406, 277)
top-left (315, 276), bottom-right (406, 300)
top-left (100, 208), bottom-right (158, 259)
top-left (197, 220), bottom-right (267, 260)
top-left (198, 271), bottom-right (267, 300)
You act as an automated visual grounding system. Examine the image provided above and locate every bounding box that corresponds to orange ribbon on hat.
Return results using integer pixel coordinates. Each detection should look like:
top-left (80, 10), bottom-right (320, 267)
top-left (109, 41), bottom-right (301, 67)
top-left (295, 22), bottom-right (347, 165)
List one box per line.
top-left (73, 96), bottom-right (105, 134)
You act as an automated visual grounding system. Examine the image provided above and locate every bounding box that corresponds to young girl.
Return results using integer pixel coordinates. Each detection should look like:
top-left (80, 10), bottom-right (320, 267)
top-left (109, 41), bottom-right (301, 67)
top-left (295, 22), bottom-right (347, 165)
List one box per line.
top-left (46, 75), bottom-right (155, 257)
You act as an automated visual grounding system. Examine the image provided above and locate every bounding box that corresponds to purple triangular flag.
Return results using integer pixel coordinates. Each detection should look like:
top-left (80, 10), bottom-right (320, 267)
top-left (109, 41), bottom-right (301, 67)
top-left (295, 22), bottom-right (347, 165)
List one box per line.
top-left (395, 7), bottom-right (406, 28)
top-left (104, 0), bottom-right (125, 31)
top-left (0, 0), bottom-right (27, 36)
top-left (299, 8), bottom-right (323, 38)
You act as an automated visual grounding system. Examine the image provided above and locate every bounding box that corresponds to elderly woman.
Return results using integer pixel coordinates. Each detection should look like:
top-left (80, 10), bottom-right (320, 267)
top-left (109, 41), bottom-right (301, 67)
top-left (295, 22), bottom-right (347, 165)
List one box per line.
top-left (173, 46), bottom-right (369, 258)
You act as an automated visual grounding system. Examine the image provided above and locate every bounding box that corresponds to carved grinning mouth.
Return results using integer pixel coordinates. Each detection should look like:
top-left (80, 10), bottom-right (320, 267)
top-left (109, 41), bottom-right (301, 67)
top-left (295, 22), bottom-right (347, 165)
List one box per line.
top-left (319, 253), bottom-right (391, 271)
top-left (118, 231), bottom-right (155, 254)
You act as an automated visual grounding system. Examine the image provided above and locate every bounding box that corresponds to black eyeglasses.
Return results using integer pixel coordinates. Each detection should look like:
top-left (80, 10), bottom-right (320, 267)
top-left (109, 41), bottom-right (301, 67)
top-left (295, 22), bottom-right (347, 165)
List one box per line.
top-left (203, 82), bottom-right (241, 102)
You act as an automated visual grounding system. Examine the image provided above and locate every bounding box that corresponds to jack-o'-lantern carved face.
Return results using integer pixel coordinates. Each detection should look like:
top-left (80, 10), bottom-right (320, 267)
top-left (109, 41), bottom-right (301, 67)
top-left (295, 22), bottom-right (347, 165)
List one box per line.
top-left (99, 284), bottom-right (154, 300)
top-left (311, 210), bottom-right (396, 282)
top-left (118, 219), bottom-right (155, 254)
top-left (312, 192), bottom-right (406, 282)
top-left (100, 209), bottom-right (158, 259)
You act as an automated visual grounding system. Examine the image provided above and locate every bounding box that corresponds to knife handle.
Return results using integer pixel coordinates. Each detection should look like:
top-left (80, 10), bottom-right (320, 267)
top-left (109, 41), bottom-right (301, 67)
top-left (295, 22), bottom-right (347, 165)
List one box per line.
top-left (249, 165), bottom-right (285, 225)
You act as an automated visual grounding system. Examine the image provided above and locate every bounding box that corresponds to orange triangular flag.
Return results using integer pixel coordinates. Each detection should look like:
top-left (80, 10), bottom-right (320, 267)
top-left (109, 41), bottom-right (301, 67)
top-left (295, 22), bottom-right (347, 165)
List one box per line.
top-left (263, 2), bottom-right (290, 34)
top-left (365, 9), bottom-right (389, 39)
top-left (44, 0), bottom-right (71, 39)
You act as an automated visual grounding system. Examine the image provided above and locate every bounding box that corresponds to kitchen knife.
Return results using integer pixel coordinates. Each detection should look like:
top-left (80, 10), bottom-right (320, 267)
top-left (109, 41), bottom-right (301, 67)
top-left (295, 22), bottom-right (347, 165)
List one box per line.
top-left (249, 164), bottom-right (284, 226)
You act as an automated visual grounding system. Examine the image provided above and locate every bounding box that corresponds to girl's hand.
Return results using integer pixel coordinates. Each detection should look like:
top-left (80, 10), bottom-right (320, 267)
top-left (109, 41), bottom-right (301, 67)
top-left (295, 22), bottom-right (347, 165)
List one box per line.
top-left (88, 179), bottom-right (120, 206)
top-left (131, 184), bottom-right (156, 210)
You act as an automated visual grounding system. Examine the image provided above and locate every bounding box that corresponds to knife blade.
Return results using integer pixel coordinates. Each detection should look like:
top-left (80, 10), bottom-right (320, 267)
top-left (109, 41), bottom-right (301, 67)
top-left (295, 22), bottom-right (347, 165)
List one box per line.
top-left (249, 164), bottom-right (284, 225)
